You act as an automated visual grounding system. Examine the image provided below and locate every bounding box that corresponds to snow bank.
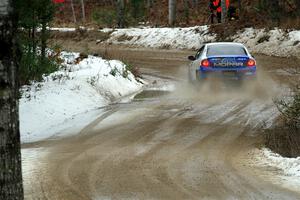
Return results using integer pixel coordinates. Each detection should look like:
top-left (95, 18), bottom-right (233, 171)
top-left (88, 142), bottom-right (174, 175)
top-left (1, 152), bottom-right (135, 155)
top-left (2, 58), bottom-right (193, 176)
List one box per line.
top-left (261, 148), bottom-right (300, 178)
top-left (233, 28), bottom-right (300, 58)
top-left (49, 27), bottom-right (76, 32)
top-left (103, 26), bottom-right (215, 50)
top-left (47, 27), bottom-right (94, 32)
top-left (20, 52), bottom-right (143, 143)
top-left (254, 148), bottom-right (300, 191)
top-left (100, 26), bottom-right (300, 58)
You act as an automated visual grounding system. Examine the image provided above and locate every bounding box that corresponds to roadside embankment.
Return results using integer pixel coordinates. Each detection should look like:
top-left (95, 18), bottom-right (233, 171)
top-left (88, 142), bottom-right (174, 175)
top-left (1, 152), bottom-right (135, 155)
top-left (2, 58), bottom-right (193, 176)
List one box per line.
top-left (20, 51), bottom-right (144, 143)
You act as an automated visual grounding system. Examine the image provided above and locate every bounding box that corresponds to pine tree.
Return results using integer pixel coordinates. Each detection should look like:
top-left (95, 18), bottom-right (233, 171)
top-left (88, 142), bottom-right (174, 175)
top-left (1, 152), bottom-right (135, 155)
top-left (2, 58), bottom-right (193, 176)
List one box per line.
top-left (16, 0), bottom-right (56, 84)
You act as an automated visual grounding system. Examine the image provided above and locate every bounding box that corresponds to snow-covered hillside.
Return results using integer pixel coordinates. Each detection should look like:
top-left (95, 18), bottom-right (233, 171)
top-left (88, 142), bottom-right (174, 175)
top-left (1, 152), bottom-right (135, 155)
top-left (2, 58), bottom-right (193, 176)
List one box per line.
top-left (100, 26), bottom-right (300, 58)
top-left (20, 52), bottom-right (144, 143)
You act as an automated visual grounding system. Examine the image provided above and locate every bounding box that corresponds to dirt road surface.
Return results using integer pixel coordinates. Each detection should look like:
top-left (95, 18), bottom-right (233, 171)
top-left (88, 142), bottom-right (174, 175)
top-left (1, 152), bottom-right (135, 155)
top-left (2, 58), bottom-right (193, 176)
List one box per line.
top-left (22, 47), bottom-right (300, 200)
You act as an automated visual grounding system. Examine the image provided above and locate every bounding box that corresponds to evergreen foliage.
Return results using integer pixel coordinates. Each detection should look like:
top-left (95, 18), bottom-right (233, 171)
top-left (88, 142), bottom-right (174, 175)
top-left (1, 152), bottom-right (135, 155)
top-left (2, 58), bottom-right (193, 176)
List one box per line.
top-left (16, 0), bottom-right (58, 85)
top-left (129, 0), bottom-right (145, 22)
top-left (92, 7), bottom-right (116, 27)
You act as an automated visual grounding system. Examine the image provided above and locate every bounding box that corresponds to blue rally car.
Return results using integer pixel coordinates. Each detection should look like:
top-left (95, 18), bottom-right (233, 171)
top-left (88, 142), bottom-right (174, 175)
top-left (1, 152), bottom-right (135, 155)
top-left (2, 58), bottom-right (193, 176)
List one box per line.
top-left (188, 42), bottom-right (257, 82)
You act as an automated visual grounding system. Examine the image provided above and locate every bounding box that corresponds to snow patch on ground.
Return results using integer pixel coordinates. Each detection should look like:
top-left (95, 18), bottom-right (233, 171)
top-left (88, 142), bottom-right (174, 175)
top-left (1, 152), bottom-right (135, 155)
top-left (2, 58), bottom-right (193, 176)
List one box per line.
top-left (233, 28), bottom-right (300, 58)
top-left (20, 52), bottom-right (143, 143)
top-left (103, 26), bottom-right (215, 50)
top-left (262, 148), bottom-right (300, 178)
top-left (100, 26), bottom-right (300, 58)
top-left (49, 27), bottom-right (76, 32)
top-left (48, 27), bottom-right (94, 32)
top-left (253, 148), bottom-right (300, 192)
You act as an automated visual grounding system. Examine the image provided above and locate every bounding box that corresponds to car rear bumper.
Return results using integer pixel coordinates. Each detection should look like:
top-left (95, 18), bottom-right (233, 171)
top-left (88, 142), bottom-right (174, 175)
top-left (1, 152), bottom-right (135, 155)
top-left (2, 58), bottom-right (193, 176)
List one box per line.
top-left (198, 67), bottom-right (256, 80)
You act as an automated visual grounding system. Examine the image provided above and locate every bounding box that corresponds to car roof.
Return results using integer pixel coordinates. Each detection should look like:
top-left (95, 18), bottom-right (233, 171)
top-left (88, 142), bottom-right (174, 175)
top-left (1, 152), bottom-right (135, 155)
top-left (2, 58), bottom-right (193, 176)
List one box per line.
top-left (205, 42), bottom-right (245, 47)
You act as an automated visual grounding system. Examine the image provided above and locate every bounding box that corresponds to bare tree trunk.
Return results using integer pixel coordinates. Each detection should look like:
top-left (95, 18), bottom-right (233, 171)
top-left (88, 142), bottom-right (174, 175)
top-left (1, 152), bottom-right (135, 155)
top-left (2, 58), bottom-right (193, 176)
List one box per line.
top-left (192, 0), bottom-right (198, 7)
top-left (147, 0), bottom-right (153, 8)
top-left (40, 18), bottom-right (47, 70)
top-left (193, 0), bottom-right (199, 14)
top-left (221, 0), bottom-right (226, 23)
top-left (0, 0), bottom-right (24, 200)
top-left (238, 0), bottom-right (242, 15)
top-left (270, 0), bottom-right (280, 25)
top-left (117, 0), bottom-right (125, 28)
top-left (184, 0), bottom-right (189, 25)
top-left (80, 0), bottom-right (86, 22)
top-left (70, 0), bottom-right (77, 24)
top-left (168, 0), bottom-right (176, 26)
top-left (146, 0), bottom-right (153, 21)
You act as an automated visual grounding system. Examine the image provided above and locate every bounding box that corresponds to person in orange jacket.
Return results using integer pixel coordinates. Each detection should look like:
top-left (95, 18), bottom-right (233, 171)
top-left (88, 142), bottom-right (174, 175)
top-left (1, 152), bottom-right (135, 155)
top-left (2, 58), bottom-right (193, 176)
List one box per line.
top-left (214, 0), bottom-right (230, 23)
top-left (209, 0), bottom-right (219, 24)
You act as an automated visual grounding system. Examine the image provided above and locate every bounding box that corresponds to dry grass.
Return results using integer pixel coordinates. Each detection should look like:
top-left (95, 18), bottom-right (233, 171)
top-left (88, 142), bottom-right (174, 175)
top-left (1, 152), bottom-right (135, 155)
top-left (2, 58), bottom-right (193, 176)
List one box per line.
top-left (116, 34), bottom-right (134, 42)
top-left (265, 124), bottom-right (300, 158)
top-left (265, 65), bottom-right (300, 158)
top-left (280, 17), bottom-right (300, 29)
top-left (50, 29), bottom-right (113, 42)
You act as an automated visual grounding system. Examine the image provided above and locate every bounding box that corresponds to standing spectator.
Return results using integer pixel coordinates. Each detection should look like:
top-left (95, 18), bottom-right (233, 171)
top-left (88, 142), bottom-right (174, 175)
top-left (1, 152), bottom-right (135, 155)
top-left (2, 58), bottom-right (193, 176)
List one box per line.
top-left (209, 0), bottom-right (219, 24)
top-left (213, 0), bottom-right (230, 23)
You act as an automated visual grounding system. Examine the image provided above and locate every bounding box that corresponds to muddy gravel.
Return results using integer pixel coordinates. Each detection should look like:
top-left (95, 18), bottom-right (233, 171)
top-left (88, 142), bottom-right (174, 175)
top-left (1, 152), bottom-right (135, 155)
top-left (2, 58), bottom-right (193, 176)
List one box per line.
top-left (22, 47), bottom-right (300, 200)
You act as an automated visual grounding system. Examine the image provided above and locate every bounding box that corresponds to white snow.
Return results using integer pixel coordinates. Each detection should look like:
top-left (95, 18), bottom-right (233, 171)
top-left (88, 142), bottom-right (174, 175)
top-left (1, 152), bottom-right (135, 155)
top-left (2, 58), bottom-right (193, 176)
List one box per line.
top-left (254, 148), bottom-right (300, 191)
top-left (262, 148), bottom-right (300, 178)
top-left (48, 26), bottom-right (300, 57)
top-left (99, 26), bottom-right (300, 58)
top-left (48, 27), bottom-right (94, 32)
top-left (233, 28), bottom-right (300, 58)
top-left (20, 52), bottom-right (143, 143)
top-left (103, 26), bottom-right (215, 50)
top-left (49, 27), bottom-right (76, 32)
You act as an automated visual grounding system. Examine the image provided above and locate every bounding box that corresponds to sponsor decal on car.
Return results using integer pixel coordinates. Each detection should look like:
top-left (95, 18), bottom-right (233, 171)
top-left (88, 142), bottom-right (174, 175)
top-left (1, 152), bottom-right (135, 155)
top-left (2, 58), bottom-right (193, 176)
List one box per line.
top-left (213, 58), bottom-right (244, 67)
top-left (213, 61), bottom-right (244, 67)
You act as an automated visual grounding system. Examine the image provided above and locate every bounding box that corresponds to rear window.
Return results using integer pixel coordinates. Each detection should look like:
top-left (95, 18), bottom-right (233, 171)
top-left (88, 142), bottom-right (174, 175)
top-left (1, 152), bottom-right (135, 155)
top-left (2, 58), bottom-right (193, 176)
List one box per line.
top-left (207, 44), bottom-right (247, 56)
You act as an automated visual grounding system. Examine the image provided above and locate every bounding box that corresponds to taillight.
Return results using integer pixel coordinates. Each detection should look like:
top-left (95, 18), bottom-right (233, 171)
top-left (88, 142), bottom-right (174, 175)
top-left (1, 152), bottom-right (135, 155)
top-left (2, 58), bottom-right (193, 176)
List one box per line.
top-left (201, 59), bottom-right (211, 67)
top-left (247, 59), bottom-right (256, 67)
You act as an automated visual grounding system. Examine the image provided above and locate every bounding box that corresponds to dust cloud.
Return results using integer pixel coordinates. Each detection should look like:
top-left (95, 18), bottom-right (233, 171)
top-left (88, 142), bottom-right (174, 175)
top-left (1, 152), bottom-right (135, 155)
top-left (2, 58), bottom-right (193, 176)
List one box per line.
top-left (170, 65), bottom-right (280, 104)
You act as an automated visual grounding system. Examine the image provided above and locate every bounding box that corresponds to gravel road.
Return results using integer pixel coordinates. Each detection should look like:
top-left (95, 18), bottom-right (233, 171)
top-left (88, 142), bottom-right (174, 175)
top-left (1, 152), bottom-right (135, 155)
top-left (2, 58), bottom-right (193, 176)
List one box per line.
top-left (22, 47), bottom-right (300, 200)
